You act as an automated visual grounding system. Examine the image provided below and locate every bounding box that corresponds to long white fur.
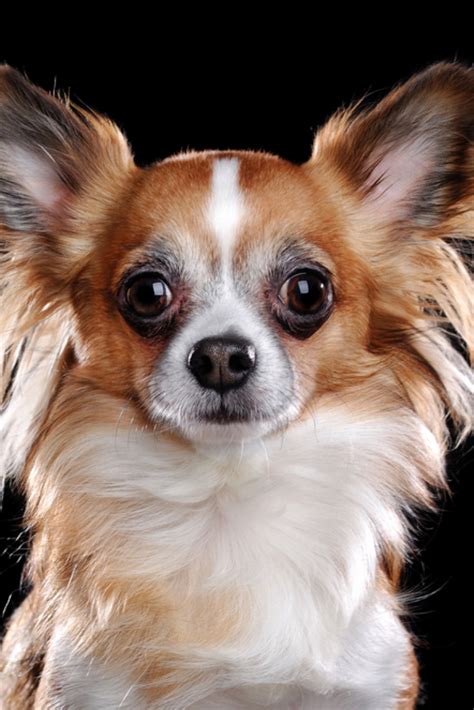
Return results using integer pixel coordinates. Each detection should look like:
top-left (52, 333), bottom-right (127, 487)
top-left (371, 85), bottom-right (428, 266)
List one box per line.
top-left (30, 385), bottom-right (436, 708)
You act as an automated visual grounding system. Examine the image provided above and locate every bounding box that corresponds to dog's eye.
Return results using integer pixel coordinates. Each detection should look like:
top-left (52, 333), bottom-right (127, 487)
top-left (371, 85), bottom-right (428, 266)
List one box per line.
top-left (125, 272), bottom-right (173, 317)
top-left (278, 270), bottom-right (329, 315)
top-left (272, 267), bottom-right (334, 339)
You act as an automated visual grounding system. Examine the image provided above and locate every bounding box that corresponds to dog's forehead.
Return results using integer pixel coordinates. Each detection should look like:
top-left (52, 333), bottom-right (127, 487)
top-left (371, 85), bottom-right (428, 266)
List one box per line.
top-left (119, 150), bottom-right (332, 273)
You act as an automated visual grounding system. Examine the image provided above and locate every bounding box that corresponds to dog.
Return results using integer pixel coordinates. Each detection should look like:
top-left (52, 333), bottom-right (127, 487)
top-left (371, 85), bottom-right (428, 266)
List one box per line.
top-left (0, 60), bottom-right (472, 708)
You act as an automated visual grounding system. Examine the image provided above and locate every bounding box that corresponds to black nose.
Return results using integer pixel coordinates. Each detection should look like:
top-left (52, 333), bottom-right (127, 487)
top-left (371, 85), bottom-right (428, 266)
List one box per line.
top-left (187, 335), bottom-right (257, 392)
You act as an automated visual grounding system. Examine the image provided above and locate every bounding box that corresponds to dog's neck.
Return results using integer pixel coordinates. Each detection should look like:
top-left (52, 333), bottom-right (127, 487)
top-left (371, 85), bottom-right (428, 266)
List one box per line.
top-left (22, 377), bottom-right (440, 705)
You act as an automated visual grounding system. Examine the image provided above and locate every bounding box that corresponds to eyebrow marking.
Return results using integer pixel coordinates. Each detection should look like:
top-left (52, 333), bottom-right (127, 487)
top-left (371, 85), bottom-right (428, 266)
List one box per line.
top-left (277, 237), bottom-right (335, 273)
top-left (207, 158), bottom-right (246, 282)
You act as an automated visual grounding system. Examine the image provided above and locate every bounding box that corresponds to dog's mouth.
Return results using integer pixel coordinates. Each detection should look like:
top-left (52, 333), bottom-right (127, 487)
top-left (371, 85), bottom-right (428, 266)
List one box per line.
top-left (198, 399), bottom-right (262, 424)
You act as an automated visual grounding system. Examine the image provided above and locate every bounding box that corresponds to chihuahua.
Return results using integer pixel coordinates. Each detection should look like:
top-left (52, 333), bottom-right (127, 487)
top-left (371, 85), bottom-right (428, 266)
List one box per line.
top-left (0, 61), bottom-right (472, 708)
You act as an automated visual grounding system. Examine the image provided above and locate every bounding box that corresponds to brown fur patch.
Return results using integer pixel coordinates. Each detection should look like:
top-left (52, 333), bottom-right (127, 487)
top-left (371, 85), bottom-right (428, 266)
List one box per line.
top-left (396, 641), bottom-right (420, 709)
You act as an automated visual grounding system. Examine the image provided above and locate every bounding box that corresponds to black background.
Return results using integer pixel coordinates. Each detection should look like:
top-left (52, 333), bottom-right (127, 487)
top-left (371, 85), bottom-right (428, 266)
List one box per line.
top-left (1, 40), bottom-right (473, 709)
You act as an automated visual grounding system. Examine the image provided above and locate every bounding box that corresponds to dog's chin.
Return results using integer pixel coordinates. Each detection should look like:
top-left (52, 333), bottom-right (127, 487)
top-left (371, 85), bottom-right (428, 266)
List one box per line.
top-left (147, 394), bottom-right (301, 447)
top-left (154, 401), bottom-right (293, 447)
top-left (179, 411), bottom-right (277, 446)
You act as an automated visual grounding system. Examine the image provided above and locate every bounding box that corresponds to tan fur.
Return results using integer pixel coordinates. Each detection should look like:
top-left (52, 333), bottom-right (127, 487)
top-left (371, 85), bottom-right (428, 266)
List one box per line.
top-left (396, 643), bottom-right (420, 709)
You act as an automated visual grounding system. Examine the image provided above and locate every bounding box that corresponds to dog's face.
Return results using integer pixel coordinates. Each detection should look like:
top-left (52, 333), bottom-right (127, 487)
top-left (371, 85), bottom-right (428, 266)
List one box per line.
top-left (69, 150), bottom-right (373, 445)
top-left (1, 61), bottom-right (473, 450)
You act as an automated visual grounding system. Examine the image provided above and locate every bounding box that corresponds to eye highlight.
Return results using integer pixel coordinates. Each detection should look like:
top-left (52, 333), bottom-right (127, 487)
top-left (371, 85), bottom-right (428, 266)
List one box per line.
top-left (124, 272), bottom-right (173, 317)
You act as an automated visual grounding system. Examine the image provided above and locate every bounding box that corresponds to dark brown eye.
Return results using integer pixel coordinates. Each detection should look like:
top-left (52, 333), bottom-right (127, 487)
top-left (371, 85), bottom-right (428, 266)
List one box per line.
top-left (125, 272), bottom-right (173, 317)
top-left (278, 270), bottom-right (329, 314)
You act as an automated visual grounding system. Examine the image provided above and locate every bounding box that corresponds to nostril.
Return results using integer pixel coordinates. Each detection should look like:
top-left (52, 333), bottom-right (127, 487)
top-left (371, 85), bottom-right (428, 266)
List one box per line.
top-left (191, 351), bottom-right (213, 376)
top-left (229, 348), bottom-right (255, 373)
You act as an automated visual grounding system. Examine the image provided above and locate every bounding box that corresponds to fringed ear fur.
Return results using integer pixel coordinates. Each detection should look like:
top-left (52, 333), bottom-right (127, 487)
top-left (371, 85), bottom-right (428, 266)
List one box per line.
top-left (0, 64), bottom-right (136, 283)
top-left (0, 64), bottom-right (136, 483)
top-left (304, 60), bottom-right (473, 448)
top-left (308, 60), bottom-right (473, 229)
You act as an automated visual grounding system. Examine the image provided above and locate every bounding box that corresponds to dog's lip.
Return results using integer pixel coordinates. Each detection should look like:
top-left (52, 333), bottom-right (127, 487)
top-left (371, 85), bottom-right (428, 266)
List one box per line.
top-left (197, 401), bottom-right (261, 424)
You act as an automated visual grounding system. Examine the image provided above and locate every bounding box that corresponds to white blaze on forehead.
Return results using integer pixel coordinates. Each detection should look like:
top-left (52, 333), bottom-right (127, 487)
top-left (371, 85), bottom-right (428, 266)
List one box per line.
top-left (207, 158), bottom-right (246, 280)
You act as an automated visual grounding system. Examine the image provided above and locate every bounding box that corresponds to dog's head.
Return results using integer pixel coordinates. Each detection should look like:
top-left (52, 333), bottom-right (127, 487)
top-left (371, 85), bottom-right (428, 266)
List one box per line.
top-left (0, 61), bottom-right (472, 462)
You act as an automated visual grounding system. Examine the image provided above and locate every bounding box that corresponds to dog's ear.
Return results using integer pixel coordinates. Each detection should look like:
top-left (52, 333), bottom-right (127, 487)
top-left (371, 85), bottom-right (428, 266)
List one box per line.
top-left (304, 60), bottom-right (473, 231)
top-left (0, 64), bottom-right (136, 279)
top-left (303, 61), bottom-right (474, 446)
top-left (0, 66), bottom-right (137, 480)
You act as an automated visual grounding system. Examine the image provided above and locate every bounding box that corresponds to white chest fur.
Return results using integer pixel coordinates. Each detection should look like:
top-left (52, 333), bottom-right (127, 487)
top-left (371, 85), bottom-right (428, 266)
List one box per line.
top-left (45, 600), bottom-right (412, 709)
top-left (38, 401), bottom-right (432, 708)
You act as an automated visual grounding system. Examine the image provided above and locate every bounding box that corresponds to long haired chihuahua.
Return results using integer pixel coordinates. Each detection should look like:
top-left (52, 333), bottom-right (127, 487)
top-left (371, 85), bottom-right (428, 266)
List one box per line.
top-left (0, 61), bottom-right (472, 709)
